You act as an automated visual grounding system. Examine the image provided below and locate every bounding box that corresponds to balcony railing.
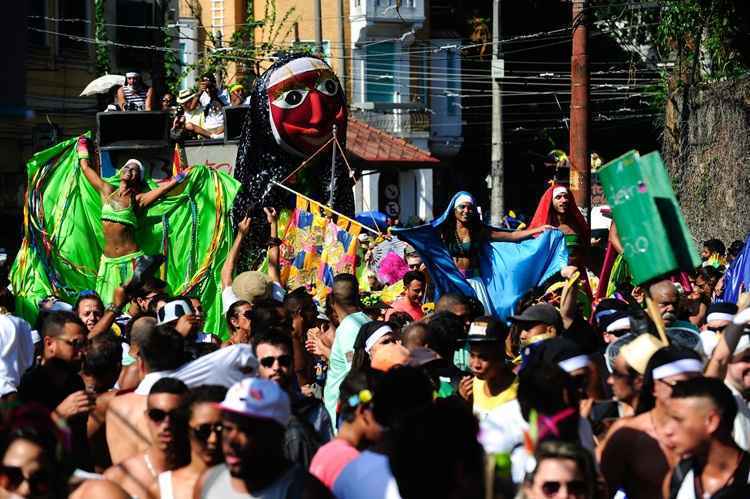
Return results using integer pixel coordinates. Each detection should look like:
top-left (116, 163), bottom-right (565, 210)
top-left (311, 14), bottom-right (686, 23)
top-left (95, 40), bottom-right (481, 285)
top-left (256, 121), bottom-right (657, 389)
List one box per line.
top-left (350, 104), bottom-right (431, 136)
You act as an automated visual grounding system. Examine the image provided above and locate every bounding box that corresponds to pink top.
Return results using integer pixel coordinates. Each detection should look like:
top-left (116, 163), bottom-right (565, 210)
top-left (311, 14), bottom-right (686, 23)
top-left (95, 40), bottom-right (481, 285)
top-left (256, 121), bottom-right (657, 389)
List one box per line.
top-left (385, 297), bottom-right (424, 321)
top-left (309, 438), bottom-right (360, 490)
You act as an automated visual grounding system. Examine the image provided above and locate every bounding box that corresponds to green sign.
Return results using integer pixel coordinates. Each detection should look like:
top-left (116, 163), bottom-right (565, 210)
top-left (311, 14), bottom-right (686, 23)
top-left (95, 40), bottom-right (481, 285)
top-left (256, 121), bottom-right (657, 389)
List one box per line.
top-left (598, 150), bottom-right (700, 285)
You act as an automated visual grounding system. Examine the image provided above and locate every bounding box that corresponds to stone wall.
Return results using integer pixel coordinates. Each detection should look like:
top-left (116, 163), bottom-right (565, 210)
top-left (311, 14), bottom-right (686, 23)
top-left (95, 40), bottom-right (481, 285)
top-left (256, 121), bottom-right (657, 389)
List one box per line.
top-left (662, 77), bottom-right (750, 245)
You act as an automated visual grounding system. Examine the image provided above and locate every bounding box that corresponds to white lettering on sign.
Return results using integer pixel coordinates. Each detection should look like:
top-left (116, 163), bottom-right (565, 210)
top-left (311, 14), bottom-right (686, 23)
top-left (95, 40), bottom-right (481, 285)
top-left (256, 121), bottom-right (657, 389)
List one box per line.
top-left (622, 236), bottom-right (649, 256)
top-left (612, 185), bottom-right (638, 207)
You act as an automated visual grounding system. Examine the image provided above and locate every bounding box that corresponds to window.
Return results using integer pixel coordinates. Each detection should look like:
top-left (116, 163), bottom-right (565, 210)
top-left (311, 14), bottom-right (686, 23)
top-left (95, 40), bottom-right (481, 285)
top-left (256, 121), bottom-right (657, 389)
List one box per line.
top-left (365, 41), bottom-right (396, 103)
top-left (115, 0), bottom-right (158, 70)
top-left (29, 0), bottom-right (47, 47)
top-left (59, 0), bottom-right (88, 51)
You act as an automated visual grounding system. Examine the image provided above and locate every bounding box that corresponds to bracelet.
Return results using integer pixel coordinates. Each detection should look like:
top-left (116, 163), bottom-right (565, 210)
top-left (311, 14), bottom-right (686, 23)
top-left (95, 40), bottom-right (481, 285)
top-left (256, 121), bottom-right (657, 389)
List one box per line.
top-left (267, 237), bottom-right (282, 247)
top-left (106, 303), bottom-right (123, 316)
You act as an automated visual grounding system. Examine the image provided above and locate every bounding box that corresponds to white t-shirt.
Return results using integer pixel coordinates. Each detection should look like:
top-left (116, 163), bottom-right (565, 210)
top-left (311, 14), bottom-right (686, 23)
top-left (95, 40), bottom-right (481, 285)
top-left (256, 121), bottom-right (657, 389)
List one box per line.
top-left (0, 315), bottom-right (35, 397)
top-left (221, 283), bottom-right (287, 313)
top-left (728, 381), bottom-right (750, 452)
top-left (204, 103), bottom-right (225, 130)
top-left (134, 343), bottom-right (258, 394)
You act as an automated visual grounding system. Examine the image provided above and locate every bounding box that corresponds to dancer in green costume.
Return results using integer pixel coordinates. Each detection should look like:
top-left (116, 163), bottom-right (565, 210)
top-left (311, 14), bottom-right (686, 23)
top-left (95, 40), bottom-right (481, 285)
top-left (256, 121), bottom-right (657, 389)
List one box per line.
top-left (76, 137), bottom-right (182, 303)
top-left (10, 135), bottom-right (240, 337)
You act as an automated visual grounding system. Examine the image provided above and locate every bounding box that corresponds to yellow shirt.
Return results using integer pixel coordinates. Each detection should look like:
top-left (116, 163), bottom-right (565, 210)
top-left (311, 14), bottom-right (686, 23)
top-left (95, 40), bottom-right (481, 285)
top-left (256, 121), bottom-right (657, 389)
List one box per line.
top-left (473, 377), bottom-right (519, 419)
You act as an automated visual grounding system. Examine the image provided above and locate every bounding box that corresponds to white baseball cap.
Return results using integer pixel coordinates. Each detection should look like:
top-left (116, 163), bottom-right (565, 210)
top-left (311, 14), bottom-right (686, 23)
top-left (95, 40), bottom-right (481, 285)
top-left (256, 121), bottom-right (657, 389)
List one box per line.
top-left (156, 299), bottom-right (193, 326)
top-left (218, 377), bottom-right (290, 427)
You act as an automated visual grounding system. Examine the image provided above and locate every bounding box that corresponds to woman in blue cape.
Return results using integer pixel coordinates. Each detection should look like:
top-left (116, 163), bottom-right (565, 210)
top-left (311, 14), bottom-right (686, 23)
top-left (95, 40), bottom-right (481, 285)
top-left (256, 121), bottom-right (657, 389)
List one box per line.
top-left (393, 192), bottom-right (568, 319)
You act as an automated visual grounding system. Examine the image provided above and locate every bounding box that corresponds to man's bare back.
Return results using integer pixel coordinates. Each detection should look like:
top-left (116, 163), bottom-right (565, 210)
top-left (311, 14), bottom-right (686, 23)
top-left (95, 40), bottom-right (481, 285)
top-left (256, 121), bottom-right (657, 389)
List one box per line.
top-left (104, 452), bottom-right (158, 499)
top-left (599, 412), bottom-right (679, 499)
top-left (106, 392), bottom-right (151, 464)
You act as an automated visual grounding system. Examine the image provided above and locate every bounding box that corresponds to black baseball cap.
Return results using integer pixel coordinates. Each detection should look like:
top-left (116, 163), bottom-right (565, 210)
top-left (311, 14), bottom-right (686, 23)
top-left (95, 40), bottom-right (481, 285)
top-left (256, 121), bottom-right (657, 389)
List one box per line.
top-left (509, 303), bottom-right (563, 332)
top-left (465, 316), bottom-right (509, 343)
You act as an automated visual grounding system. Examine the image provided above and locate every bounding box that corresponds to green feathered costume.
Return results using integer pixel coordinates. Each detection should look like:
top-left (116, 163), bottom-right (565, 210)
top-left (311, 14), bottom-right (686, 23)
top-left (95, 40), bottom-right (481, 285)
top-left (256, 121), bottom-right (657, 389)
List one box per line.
top-left (10, 135), bottom-right (240, 338)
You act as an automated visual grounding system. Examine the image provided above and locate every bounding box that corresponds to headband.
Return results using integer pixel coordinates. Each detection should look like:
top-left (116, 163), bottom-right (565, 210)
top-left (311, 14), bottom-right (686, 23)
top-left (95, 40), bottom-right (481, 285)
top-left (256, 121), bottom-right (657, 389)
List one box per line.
top-left (558, 354), bottom-right (589, 373)
top-left (553, 186), bottom-right (568, 198)
top-left (706, 312), bottom-right (734, 324)
top-left (126, 72), bottom-right (139, 78)
top-left (605, 317), bottom-right (631, 333)
top-left (365, 325), bottom-right (394, 354)
top-left (652, 358), bottom-right (703, 380)
top-left (122, 159), bottom-right (144, 180)
top-left (454, 194), bottom-right (475, 207)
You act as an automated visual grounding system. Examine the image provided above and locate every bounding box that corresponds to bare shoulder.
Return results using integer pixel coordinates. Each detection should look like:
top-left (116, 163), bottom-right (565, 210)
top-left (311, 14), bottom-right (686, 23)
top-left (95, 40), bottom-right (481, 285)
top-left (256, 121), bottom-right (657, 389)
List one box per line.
top-left (103, 462), bottom-right (127, 481)
top-left (71, 479), bottom-right (130, 499)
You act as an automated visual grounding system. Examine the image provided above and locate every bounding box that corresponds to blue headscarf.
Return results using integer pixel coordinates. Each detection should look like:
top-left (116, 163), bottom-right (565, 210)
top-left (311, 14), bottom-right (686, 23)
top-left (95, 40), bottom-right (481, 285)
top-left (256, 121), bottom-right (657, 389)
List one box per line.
top-left (393, 191), bottom-right (568, 320)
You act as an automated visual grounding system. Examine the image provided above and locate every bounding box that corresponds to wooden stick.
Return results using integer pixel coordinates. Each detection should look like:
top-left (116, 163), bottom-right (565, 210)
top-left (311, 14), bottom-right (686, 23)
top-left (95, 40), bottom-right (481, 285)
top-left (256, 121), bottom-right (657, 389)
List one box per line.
top-left (645, 290), bottom-right (670, 346)
top-left (269, 180), bottom-right (382, 237)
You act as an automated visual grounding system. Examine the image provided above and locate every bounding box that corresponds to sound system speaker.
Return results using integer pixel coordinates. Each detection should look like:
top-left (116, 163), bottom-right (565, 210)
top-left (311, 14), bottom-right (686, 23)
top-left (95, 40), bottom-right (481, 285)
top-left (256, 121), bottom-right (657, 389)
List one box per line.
top-left (96, 111), bottom-right (172, 179)
top-left (223, 105), bottom-right (250, 143)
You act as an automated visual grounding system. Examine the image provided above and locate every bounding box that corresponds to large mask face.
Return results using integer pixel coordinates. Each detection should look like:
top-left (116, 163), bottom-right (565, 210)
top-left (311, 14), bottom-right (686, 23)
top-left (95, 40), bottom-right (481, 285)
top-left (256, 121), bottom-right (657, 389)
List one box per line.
top-left (266, 57), bottom-right (347, 157)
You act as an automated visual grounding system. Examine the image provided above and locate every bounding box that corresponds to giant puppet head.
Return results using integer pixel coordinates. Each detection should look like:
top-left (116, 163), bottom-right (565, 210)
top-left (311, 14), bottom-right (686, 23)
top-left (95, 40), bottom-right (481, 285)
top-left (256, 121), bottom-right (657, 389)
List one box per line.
top-left (266, 56), bottom-right (347, 157)
top-left (233, 54), bottom-right (353, 267)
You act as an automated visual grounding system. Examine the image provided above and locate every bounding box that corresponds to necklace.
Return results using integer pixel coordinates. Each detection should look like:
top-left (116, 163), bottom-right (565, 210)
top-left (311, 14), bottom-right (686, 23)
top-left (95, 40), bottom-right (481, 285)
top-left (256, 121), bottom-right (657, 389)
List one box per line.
top-left (144, 453), bottom-right (158, 479)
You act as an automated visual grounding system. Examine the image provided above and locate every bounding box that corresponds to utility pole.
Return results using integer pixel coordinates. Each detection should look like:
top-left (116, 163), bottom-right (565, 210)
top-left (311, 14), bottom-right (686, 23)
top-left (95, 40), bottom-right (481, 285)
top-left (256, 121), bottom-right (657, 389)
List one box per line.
top-left (489, 0), bottom-right (504, 225)
top-left (314, 0), bottom-right (323, 55)
top-left (570, 0), bottom-right (590, 221)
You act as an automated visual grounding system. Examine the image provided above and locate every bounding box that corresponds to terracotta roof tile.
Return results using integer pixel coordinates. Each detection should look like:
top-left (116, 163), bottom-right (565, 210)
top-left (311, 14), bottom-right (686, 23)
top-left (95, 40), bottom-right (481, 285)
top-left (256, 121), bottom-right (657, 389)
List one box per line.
top-left (346, 117), bottom-right (439, 163)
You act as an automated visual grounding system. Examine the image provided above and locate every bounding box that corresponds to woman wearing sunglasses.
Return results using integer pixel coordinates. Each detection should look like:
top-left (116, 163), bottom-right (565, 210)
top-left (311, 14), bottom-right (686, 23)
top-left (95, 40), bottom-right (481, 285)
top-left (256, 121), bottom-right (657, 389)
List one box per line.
top-left (521, 441), bottom-right (597, 499)
top-left (152, 385), bottom-right (227, 499)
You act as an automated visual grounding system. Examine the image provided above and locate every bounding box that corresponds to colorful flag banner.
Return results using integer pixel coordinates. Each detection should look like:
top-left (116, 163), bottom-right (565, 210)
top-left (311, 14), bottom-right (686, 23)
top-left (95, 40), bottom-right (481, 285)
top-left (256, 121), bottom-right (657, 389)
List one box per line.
top-left (279, 194), bottom-right (361, 300)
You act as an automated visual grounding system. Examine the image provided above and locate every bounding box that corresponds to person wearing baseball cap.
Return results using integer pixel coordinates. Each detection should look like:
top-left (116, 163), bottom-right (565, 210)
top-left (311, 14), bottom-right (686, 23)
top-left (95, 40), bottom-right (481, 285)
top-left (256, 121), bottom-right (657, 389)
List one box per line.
top-left (458, 316), bottom-right (517, 420)
top-left (510, 303), bottom-right (563, 347)
top-left (196, 377), bottom-right (328, 497)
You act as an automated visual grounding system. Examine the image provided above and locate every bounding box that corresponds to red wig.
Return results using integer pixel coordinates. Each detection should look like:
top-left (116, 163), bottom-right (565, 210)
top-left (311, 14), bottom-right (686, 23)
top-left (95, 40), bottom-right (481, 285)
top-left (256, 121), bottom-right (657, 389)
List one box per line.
top-left (529, 185), bottom-right (590, 245)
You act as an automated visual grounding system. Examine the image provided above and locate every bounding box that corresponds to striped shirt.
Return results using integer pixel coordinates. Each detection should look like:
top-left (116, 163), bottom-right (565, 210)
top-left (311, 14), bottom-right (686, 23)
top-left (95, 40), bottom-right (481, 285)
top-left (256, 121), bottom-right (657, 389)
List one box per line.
top-left (122, 85), bottom-right (149, 111)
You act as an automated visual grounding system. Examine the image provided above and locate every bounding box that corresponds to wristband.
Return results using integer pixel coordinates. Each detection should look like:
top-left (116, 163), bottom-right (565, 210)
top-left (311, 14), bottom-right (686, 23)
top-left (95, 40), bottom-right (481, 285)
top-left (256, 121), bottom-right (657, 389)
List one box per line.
top-left (106, 303), bottom-right (123, 316)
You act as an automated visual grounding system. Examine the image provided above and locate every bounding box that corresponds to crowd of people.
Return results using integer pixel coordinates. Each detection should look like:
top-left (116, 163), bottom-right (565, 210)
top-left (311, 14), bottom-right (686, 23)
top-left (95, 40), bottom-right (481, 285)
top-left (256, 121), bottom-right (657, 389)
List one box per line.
top-left (111, 71), bottom-right (250, 141)
top-left (3, 145), bottom-right (750, 499)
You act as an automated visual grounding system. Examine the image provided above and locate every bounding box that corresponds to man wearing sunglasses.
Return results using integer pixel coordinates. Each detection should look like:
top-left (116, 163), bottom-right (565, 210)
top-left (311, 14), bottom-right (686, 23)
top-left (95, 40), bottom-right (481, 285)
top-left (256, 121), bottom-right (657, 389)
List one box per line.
top-left (255, 332), bottom-right (333, 467)
top-left (195, 377), bottom-right (329, 498)
top-left (106, 326), bottom-right (185, 464)
top-left (104, 377), bottom-right (190, 498)
top-left (17, 311), bottom-right (94, 471)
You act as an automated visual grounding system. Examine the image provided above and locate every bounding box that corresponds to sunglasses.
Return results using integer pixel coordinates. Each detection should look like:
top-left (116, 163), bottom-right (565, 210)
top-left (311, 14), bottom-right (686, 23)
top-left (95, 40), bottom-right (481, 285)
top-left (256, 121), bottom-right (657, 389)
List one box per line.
top-left (56, 337), bottom-right (87, 349)
top-left (241, 310), bottom-right (253, 320)
top-left (192, 423), bottom-right (223, 441)
top-left (0, 465), bottom-right (49, 495)
top-left (259, 354), bottom-right (292, 369)
top-left (408, 263), bottom-right (421, 270)
top-left (540, 479), bottom-right (587, 496)
top-left (147, 408), bottom-right (181, 423)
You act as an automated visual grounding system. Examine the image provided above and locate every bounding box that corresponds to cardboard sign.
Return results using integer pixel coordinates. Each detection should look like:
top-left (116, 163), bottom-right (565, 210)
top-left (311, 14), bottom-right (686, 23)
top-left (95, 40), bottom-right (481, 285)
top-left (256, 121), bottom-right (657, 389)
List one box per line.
top-left (598, 150), bottom-right (700, 285)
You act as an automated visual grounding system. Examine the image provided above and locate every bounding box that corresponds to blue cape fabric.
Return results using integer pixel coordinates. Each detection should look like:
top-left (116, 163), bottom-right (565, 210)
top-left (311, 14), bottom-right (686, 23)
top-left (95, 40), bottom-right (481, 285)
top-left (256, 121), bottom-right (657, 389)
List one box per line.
top-left (721, 234), bottom-right (750, 304)
top-left (392, 192), bottom-right (568, 320)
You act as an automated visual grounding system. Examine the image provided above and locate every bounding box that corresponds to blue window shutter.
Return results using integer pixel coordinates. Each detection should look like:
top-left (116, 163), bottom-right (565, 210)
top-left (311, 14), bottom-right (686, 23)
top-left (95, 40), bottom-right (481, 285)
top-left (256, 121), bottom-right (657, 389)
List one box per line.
top-left (365, 42), bottom-right (396, 103)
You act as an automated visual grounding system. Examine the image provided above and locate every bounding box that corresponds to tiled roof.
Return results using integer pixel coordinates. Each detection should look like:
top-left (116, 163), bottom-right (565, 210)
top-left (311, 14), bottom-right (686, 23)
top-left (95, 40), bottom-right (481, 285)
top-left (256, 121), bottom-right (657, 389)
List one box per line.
top-left (346, 117), bottom-right (439, 163)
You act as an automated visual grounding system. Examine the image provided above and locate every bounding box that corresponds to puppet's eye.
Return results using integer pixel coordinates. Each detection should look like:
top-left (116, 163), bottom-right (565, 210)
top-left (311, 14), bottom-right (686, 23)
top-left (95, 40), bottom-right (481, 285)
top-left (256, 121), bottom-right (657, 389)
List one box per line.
top-left (272, 89), bottom-right (309, 109)
top-left (316, 79), bottom-right (338, 96)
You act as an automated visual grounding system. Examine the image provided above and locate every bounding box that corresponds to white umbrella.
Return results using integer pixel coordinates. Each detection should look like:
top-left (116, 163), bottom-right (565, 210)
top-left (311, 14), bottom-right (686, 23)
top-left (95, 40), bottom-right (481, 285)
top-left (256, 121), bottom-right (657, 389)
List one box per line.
top-left (80, 74), bottom-right (126, 97)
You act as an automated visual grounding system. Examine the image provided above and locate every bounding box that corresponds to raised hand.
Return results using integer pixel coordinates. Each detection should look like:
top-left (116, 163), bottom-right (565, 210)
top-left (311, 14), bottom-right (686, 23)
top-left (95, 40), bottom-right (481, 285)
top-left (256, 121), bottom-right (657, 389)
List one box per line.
top-left (263, 206), bottom-right (278, 224)
top-left (237, 217), bottom-right (252, 236)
